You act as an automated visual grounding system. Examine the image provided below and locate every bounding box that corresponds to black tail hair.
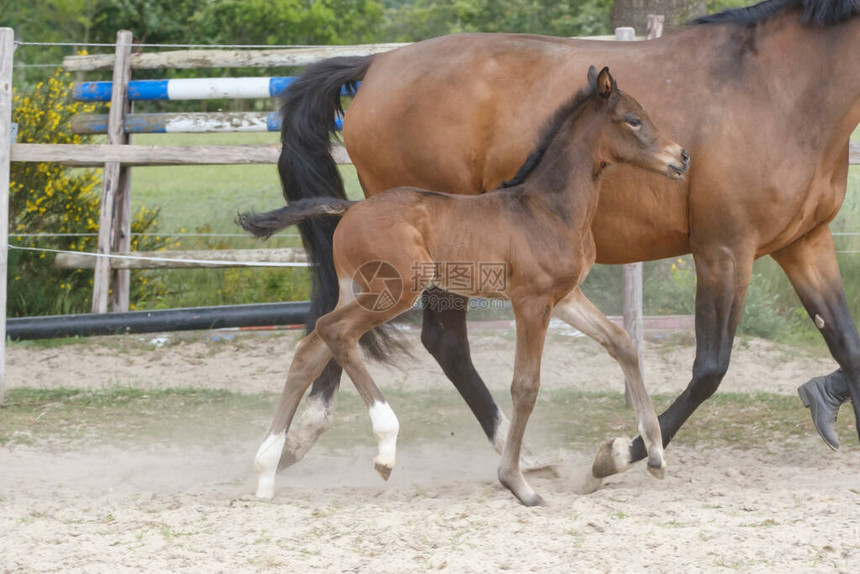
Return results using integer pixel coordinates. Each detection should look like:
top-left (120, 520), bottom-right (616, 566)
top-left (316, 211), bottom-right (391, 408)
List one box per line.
top-left (276, 55), bottom-right (407, 362)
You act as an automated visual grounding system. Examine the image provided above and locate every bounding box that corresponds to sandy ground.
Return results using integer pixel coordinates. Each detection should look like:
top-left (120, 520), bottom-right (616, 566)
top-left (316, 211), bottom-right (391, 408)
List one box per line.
top-left (3, 319), bottom-right (840, 396)
top-left (2, 323), bottom-right (860, 573)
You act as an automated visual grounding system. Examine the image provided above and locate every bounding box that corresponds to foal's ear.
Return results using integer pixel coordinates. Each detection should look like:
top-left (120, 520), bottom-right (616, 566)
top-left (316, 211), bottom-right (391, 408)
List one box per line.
top-left (596, 67), bottom-right (616, 100)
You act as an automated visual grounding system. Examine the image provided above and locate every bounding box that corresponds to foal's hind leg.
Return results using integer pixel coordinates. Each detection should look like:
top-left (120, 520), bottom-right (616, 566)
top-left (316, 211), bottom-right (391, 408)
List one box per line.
top-left (316, 299), bottom-right (416, 480)
top-left (255, 332), bottom-right (333, 499)
top-left (280, 294), bottom-right (344, 471)
top-left (554, 288), bottom-right (665, 481)
top-left (498, 297), bottom-right (552, 506)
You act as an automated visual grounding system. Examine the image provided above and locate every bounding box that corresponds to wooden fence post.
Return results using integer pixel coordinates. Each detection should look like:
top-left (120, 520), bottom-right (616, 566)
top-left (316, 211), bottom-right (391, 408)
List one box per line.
top-left (111, 102), bottom-right (133, 312)
top-left (0, 28), bottom-right (14, 404)
top-left (616, 25), bottom-right (643, 406)
top-left (92, 30), bottom-right (132, 313)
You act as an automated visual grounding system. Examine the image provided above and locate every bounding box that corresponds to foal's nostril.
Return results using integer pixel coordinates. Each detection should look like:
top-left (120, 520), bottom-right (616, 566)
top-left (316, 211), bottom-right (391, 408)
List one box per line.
top-left (681, 149), bottom-right (690, 165)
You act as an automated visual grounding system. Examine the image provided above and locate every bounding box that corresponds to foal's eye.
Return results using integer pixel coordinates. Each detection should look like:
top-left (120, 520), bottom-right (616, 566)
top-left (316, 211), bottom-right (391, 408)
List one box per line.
top-left (626, 118), bottom-right (642, 128)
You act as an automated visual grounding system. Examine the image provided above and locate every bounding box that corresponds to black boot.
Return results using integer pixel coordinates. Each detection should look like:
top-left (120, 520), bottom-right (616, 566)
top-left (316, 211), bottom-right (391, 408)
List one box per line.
top-left (797, 369), bottom-right (852, 450)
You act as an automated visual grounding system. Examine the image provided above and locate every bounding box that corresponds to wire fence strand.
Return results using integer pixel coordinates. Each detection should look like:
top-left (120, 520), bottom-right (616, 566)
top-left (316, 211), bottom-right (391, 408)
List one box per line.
top-left (8, 244), bottom-right (312, 268)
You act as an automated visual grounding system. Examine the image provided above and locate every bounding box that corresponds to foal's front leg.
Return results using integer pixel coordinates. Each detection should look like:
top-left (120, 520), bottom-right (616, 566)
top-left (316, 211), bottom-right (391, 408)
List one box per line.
top-left (553, 288), bottom-right (665, 481)
top-left (498, 298), bottom-right (552, 506)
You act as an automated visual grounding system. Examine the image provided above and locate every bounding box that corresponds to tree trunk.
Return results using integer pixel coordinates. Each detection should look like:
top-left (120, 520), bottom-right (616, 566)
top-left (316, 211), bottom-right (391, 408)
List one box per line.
top-left (610, 0), bottom-right (706, 34)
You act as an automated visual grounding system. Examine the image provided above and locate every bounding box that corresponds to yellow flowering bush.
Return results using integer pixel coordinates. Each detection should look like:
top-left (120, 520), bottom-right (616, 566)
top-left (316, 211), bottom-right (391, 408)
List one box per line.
top-left (9, 69), bottom-right (169, 316)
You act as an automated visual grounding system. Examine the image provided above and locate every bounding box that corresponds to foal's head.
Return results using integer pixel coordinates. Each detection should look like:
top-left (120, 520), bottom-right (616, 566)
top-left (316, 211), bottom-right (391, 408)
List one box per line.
top-left (586, 66), bottom-right (689, 179)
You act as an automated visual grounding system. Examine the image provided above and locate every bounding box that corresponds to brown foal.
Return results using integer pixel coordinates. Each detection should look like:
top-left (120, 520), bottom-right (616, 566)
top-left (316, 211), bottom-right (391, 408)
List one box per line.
top-left (242, 67), bottom-right (689, 505)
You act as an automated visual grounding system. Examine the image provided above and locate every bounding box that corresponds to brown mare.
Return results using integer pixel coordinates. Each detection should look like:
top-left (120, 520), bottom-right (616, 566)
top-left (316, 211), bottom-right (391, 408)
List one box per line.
top-left (241, 67), bottom-right (688, 505)
top-left (274, 0), bottom-right (860, 479)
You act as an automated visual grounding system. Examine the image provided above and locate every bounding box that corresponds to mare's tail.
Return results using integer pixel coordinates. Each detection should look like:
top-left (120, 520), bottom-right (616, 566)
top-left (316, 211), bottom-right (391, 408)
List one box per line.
top-left (254, 55), bottom-right (406, 362)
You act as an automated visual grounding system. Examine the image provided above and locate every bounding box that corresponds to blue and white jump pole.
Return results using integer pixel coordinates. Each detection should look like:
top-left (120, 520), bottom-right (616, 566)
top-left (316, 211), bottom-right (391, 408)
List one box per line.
top-left (72, 76), bottom-right (353, 134)
top-left (73, 76), bottom-right (356, 101)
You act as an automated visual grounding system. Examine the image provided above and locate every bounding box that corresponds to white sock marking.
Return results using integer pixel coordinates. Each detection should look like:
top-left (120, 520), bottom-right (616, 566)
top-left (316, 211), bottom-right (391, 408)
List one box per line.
top-left (369, 401), bottom-right (399, 471)
top-left (254, 432), bottom-right (286, 499)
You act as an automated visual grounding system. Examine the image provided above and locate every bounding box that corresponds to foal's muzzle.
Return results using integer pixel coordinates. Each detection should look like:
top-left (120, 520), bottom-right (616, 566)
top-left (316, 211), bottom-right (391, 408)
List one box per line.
top-left (667, 147), bottom-right (690, 179)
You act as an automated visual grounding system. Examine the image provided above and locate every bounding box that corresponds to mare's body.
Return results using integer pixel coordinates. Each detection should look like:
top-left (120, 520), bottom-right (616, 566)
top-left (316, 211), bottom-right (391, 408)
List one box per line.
top-left (278, 0), bottom-right (860, 472)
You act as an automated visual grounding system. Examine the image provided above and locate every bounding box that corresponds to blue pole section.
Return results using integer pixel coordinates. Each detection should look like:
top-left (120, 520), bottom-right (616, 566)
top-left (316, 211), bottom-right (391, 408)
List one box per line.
top-left (73, 77), bottom-right (359, 102)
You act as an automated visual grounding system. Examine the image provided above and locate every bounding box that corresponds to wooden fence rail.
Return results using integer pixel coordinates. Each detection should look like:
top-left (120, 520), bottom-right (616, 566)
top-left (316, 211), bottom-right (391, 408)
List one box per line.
top-left (10, 143), bottom-right (352, 166)
top-left (63, 43), bottom-right (412, 72)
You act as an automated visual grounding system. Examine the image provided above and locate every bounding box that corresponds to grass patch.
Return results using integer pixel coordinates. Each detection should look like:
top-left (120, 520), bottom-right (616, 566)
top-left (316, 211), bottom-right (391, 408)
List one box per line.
top-left (124, 133), bottom-right (367, 310)
top-left (2, 386), bottom-right (856, 454)
top-left (131, 133), bottom-right (362, 234)
top-left (0, 387), bottom-right (273, 448)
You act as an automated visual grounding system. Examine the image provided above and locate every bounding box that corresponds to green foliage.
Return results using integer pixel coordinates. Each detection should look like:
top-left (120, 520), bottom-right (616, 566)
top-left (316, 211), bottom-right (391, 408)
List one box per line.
top-left (384, 0), bottom-right (613, 40)
top-left (9, 69), bottom-right (169, 316)
top-left (89, 0), bottom-right (200, 44)
top-left (190, 0), bottom-right (385, 46)
top-left (706, 0), bottom-right (754, 14)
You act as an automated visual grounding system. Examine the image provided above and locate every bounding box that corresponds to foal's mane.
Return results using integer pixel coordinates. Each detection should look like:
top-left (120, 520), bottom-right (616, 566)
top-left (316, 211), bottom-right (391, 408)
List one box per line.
top-left (500, 83), bottom-right (597, 189)
top-left (691, 0), bottom-right (860, 27)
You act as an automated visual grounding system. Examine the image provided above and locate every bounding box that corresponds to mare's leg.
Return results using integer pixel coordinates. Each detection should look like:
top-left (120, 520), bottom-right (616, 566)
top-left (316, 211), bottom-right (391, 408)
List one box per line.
top-left (280, 295), bottom-right (344, 470)
top-left (255, 331), bottom-right (334, 499)
top-left (622, 245), bottom-right (755, 469)
top-left (498, 298), bottom-right (552, 506)
top-left (420, 288), bottom-right (510, 451)
top-left (317, 299), bottom-right (416, 480)
top-left (553, 288), bottom-right (665, 479)
top-left (771, 226), bottom-right (857, 448)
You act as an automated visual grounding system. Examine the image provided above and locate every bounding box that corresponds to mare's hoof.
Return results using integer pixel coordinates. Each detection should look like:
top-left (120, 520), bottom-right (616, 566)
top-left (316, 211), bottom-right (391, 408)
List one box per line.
top-left (592, 437), bottom-right (632, 479)
top-left (374, 462), bottom-right (393, 481)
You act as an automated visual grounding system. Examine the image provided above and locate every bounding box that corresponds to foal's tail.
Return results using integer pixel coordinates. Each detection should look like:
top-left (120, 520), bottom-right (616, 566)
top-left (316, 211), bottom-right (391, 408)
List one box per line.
top-left (237, 198), bottom-right (357, 240)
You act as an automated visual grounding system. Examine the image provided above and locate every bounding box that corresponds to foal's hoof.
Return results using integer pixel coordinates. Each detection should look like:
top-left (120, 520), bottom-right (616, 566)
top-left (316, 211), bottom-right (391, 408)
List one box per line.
top-left (374, 462), bottom-right (393, 481)
top-left (647, 449), bottom-right (667, 480)
top-left (255, 478), bottom-right (276, 500)
top-left (592, 437), bottom-right (633, 479)
top-left (647, 460), bottom-right (667, 480)
top-left (519, 493), bottom-right (547, 507)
